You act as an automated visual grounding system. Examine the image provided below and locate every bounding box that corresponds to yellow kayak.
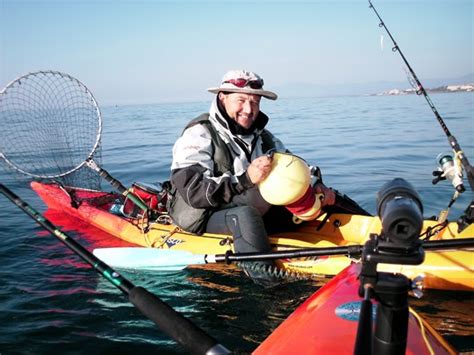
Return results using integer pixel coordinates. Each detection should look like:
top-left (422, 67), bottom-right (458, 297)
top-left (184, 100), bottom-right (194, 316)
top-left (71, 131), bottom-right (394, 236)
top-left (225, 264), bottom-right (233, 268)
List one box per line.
top-left (31, 181), bottom-right (474, 291)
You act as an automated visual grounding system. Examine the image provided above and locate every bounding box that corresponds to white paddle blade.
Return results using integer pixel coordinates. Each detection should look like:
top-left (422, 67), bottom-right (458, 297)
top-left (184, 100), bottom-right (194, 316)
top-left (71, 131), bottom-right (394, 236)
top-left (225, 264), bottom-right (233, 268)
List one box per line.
top-left (92, 248), bottom-right (205, 271)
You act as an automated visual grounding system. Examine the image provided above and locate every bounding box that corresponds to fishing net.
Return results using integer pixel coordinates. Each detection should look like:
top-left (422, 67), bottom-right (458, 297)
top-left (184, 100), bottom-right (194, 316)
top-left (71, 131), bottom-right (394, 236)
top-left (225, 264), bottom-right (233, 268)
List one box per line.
top-left (0, 71), bottom-right (102, 189)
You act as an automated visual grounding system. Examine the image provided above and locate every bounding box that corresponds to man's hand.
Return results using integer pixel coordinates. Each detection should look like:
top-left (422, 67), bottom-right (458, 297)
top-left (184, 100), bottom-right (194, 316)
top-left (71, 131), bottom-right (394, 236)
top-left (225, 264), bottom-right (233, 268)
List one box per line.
top-left (247, 155), bottom-right (273, 184)
top-left (314, 183), bottom-right (336, 208)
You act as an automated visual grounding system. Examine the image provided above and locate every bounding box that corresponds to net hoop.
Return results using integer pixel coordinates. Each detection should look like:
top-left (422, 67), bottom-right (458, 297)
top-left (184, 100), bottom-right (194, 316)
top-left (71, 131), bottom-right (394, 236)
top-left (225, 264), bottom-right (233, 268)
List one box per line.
top-left (0, 70), bottom-right (103, 179)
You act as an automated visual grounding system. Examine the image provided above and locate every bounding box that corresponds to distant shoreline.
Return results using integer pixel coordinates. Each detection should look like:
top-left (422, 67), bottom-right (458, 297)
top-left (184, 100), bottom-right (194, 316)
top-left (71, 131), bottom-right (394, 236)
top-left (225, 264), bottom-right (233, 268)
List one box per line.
top-left (373, 83), bottom-right (473, 96)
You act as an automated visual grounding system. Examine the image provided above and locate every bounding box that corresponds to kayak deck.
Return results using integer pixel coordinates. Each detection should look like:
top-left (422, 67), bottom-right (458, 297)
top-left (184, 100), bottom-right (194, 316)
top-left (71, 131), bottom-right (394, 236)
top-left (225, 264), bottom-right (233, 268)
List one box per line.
top-left (253, 264), bottom-right (456, 354)
top-left (31, 181), bottom-right (474, 291)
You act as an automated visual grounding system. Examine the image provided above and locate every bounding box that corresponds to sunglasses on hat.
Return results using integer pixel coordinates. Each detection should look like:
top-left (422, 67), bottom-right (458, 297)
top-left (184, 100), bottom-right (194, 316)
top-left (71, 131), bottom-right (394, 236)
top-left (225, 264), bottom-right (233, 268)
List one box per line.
top-left (223, 78), bottom-right (264, 90)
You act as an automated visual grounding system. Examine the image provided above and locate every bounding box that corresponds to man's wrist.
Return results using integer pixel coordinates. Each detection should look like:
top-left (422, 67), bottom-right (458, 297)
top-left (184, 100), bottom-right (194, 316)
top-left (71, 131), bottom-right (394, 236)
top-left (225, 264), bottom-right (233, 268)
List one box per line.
top-left (236, 172), bottom-right (255, 192)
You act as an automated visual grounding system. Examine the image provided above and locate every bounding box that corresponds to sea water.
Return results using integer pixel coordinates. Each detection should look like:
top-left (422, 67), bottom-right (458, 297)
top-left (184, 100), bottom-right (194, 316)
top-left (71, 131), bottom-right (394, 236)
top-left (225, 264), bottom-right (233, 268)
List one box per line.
top-left (0, 92), bottom-right (472, 354)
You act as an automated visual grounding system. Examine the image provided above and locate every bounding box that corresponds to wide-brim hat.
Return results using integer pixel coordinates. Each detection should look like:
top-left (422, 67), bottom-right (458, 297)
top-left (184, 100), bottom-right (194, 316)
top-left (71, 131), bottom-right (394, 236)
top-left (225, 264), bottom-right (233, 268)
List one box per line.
top-left (207, 69), bottom-right (278, 100)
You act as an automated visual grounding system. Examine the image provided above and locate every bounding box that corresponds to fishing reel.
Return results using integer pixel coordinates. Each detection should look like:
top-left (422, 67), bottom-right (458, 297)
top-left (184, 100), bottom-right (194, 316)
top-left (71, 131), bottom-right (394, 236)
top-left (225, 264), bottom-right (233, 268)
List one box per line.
top-left (432, 152), bottom-right (470, 226)
top-left (432, 152), bottom-right (465, 193)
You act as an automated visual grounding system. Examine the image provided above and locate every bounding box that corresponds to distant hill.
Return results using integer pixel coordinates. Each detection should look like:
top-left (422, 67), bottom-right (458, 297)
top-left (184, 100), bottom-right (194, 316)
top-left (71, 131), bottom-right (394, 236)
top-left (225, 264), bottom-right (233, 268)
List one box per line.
top-left (274, 73), bottom-right (474, 98)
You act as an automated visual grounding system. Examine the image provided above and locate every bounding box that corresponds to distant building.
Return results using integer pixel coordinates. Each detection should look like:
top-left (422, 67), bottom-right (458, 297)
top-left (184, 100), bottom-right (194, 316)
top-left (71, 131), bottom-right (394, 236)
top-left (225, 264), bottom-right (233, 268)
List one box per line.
top-left (446, 84), bottom-right (473, 92)
top-left (375, 83), bottom-right (474, 96)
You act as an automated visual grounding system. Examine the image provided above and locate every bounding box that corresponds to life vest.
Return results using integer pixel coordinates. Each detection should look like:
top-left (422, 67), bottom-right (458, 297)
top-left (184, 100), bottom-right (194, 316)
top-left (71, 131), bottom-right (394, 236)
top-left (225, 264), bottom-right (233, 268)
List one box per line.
top-left (167, 113), bottom-right (277, 234)
top-left (186, 113), bottom-right (276, 175)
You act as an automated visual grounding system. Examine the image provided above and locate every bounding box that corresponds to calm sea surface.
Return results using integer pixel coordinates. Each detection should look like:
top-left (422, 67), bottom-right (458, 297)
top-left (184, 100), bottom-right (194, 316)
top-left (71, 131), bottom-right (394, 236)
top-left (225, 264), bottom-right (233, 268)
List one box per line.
top-left (0, 93), bottom-right (473, 354)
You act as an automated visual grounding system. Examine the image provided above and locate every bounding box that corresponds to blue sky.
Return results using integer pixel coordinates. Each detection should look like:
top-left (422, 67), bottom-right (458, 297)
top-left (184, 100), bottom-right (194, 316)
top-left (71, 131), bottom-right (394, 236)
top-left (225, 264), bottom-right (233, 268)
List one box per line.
top-left (0, 0), bottom-right (472, 105)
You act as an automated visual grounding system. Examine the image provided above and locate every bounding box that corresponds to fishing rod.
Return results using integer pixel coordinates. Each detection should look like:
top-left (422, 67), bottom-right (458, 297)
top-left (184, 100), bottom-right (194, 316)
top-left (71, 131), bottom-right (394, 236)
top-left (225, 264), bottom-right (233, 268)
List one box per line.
top-left (368, 0), bottom-right (474, 194)
top-left (0, 183), bottom-right (230, 355)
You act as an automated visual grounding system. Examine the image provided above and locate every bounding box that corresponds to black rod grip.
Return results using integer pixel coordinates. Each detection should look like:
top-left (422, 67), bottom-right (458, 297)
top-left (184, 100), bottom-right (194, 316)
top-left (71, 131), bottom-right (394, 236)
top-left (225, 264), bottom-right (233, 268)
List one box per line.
top-left (129, 287), bottom-right (230, 355)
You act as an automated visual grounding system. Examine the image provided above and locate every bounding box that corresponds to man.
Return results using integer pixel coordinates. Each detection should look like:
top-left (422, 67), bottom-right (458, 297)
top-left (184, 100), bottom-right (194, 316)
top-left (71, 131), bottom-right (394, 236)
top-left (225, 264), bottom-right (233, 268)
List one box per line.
top-left (168, 69), bottom-right (335, 287)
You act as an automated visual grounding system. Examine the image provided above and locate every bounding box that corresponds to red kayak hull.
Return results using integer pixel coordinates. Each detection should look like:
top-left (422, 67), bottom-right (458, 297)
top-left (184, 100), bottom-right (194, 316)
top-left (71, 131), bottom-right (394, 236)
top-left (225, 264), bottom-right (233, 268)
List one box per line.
top-left (254, 264), bottom-right (455, 354)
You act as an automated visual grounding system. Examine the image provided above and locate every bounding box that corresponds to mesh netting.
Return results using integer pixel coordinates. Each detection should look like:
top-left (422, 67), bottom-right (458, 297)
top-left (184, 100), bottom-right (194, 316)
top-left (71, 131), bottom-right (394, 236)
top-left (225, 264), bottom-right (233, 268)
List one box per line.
top-left (0, 71), bottom-right (102, 189)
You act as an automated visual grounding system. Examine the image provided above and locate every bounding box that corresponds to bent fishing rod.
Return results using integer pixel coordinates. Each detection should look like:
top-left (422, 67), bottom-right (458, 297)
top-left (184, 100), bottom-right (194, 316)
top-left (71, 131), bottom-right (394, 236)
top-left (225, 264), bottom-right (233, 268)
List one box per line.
top-left (368, 0), bottom-right (474, 193)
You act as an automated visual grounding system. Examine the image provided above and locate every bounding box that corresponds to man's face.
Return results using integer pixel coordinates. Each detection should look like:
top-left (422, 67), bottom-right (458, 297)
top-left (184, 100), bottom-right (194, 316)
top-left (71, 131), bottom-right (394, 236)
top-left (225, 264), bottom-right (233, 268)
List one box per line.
top-left (219, 92), bottom-right (261, 129)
